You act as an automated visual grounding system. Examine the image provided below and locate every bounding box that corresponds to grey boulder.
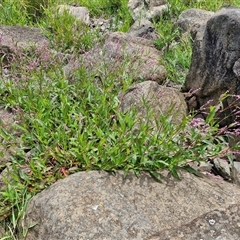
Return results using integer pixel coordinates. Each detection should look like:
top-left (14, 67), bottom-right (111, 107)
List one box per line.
top-left (183, 8), bottom-right (240, 126)
top-left (0, 25), bottom-right (49, 50)
top-left (23, 170), bottom-right (240, 240)
top-left (119, 81), bottom-right (187, 130)
top-left (127, 19), bottom-right (160, 40)
top-left (177, 8), bottom-right (214, 38)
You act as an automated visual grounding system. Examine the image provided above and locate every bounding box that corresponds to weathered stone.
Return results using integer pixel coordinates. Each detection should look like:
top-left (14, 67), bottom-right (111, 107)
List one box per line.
top-left (182, 8), bottom-right (240, 126)
top-left (128, 0), bottom-right (168, 21)
top-left (234, 161), bottom-right (240, 172)
top-left (196, 161), bottom-right (213, 173)
top-left (57, 5), bottom-right (90, 25)
top-left (177, 8), bottom-right (214, 38)
top-left (0, 26), bottom-right (49, 50)
top-left (23, 170), bottom-right (240, 240)
top-left (147, 204), bottom-right (240, 240)
top-left (127, 18), bottom-right (160, 40)
top-left (0, 45), bottom-right (13, 67)
top-left (119, 81), bottom-right (187, 129)
top-left (64, 32), bottom-right (166, 84)
top-left (90, 17), bottom-right (121, 33)
top-left (212, 158), bottom-right (232, 181)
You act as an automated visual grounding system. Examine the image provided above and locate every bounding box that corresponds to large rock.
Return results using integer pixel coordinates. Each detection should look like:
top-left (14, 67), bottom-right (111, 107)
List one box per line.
top-left (0, 26), bottom-right (49, 50)
top-left (182, 8), bottom-right (240, 126)
top-left (119, 81), bottom-right (187, 129)
top-left (64, 32), bottom-right (166, 84)
top-left (23, 170), bottom-right (240, 239)
top-left (177, 8), bottom-right (214, 38)
top-left (128, 0), bottom-right (169, 21)
top-left (0, 25), bottom-right (50, 72)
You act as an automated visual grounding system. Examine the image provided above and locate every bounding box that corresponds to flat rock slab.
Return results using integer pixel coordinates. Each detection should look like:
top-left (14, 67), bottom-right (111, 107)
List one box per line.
top-left (23, 170), bottom-right (240, 240)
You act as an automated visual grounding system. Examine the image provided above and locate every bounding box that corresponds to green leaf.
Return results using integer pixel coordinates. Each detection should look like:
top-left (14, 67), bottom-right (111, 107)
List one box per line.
top-left (149, 170), bottom-right (162, 182)
top-left (181, 165), bottom-right (202, 177)
top-left (170, 166), bottom-right (180, 180)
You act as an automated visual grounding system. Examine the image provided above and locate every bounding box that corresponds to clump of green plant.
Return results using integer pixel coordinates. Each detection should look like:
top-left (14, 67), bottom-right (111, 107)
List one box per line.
top-left (79, 0), bottom-right (133, 31)
top-left (77, 0), bottom-right (126, 17)
top-left (1, 0), bottom-right (240, 238)
top-left (0, 0), bottom-right (51, 25)
top-left (39, 7), bottom-right (101, 54)
top-left (0, 0), bottom-right (30, 25)
top-left (25, 0), bottom-right (49, 20)
top-left (169, 0), bottom-right (239, 16)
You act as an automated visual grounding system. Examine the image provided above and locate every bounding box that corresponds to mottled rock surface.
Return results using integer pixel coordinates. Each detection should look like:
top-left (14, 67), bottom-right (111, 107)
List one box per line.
top-left (0, 26), bottom-right (48, 49)
top-left (64, 32), bottom-right (166, 84)
top-left (127, 18), bottom-right (160, 40)
top-left (23, 170), bottom-right (240, 240)
top-left (128, 0), bottom-right (168, 21)
top-left (177, 8), bottom-right (214, 37)
top-left (147, 204), bottom-right (240, 240)
top-left (183, 8), bottom-right (240, 126)
top-left (120, 81), bottom-right (187, 129)
top-left (57, 5), bottom-right (90, 24)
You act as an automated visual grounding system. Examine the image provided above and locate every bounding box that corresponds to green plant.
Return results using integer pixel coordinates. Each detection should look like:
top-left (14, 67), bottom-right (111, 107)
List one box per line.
top-left (1, 0), bottom-right (240, 238)
top-left (25, 0), bottom-right (49, 20)
top-left (0, 165), bottom-right (32, 239)
top-left (40, 8), bottom-right (101, 53)
top-left (0, 0), bottom-right (30, 25)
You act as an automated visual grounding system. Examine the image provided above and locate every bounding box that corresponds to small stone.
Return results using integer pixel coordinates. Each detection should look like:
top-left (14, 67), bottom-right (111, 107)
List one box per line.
top-left (234, 162), bottom-right (240, 172)
top-left (213, 158), bottom-right (232, 181)
top-left (57, 5), bottom-right (90, 25)
top-left (197, 161), bottom-right (213, 173)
